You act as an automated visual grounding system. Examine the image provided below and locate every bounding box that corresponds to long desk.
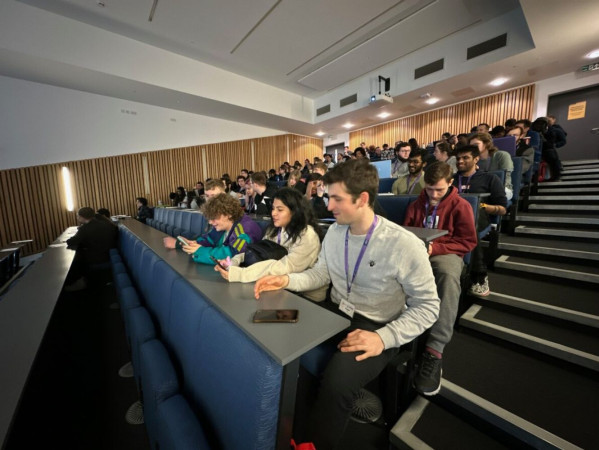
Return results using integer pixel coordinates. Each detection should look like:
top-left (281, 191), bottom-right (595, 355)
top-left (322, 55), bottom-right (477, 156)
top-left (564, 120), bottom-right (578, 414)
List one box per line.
top-left (119, 218), bottom-right (350, 449)
top-left (0, 227), bottom-right (77, 448)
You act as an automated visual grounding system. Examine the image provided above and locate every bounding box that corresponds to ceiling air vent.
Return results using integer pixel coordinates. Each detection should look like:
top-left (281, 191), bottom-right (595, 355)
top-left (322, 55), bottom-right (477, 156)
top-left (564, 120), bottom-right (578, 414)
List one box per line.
top-left (414, 59), bottom-right (444, 80)
top-left (467, 34), bottom-right (507, 60)
top-left (316, 104), bottom-right (331, 116)
top-left (340, 94), bottom-right (358, 108)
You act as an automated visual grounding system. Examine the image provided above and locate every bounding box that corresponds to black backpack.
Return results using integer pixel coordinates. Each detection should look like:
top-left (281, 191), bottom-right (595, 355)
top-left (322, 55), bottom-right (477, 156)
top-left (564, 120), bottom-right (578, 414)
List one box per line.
top-left (242, 240), bottom-right (288, 267)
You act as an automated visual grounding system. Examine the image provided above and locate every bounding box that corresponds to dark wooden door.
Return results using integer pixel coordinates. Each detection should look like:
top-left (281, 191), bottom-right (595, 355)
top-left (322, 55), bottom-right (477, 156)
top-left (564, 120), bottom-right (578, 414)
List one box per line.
top-left (547, 84), bottom-right (599, 161)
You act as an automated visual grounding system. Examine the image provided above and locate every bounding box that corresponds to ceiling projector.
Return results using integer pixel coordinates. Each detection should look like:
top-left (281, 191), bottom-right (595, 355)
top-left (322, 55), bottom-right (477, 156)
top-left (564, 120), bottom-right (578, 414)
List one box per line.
top-left (369, 94), bottom-right (393, 107)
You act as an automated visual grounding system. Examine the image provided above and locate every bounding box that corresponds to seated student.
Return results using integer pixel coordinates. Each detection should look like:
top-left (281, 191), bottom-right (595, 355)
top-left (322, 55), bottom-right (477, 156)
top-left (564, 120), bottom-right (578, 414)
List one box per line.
top-left (433, 141), bottom-right (457, 174)
top-left (215, 188), bottom-right (326, 300)
top-left (181, 193), bottom-right (262, 264)
top-left (287, 169), bottom-right (307, 195)
top-left (353, 147), bottom-right (367, 159)
top-left (248, 171), bottom-right (278, 216)
top-left (515, 119), bottom-right (541, 163)
top-left (254, 159), bottom-right (439, 450)
top-left (163, 179), bottom-right (226, 249)
top-left (391, 148), bottom-right (427, 195)
top-left (391, 142), bottom-right (411, 178)
top-left (312, 162), bottom-right (328, 176)
top-left (453, 145), bottom-right (507, 296)
top-left (135, 197), bottom-right (153, 223)
top-left (403, 162), bottom-right (477, 395)
top-left (311, 176), bottom-right (334, 220)
top-left (64, 207), bottom-right (118, 290)
top-left (469, 132), bottom-right (514, 198)
top-left (507, 126), bottom-right (534, 174)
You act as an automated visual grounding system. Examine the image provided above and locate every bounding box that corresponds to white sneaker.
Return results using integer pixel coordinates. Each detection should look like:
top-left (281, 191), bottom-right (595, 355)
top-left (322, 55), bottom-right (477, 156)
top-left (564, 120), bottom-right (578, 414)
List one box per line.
top-left (471, 277), bottom-right (490, 296)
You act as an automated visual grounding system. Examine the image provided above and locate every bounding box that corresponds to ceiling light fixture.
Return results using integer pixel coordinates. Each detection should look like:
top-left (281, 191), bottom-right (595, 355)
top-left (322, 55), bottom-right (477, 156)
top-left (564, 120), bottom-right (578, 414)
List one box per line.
top-left (585, 49), bottom-right (599, 59)
top-left (490, 77), bottom-right (508, 87)
top-left (315, 131), bottom-right (325, 136)
top-left (378, 112), bottom-right (391, 119)
top-left (425, 97), bottom-right (440, 105)
top-left (342, 123), bottom-right (354, 129)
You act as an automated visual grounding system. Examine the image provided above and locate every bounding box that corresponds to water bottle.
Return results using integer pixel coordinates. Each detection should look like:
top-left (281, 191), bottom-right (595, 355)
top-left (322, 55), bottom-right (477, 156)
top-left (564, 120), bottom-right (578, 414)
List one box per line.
top-left (158, 199), bottom-right (163, 207)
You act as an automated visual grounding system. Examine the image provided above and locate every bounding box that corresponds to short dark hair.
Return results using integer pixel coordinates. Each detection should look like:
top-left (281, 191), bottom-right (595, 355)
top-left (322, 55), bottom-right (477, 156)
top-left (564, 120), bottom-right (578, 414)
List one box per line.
top-left (395, 141), bottom-right (411, 152)
top-left (97, 208), bottom-right (111, 218)
top-left (237, 175), bottom-right (246, 182)
top-left (435, 141), bottom-right (452, 155)
top-left (323, 159), bottom-right (378, 207)
top-left (240, 168), bottom-right (249, 174)
top-left (456, 144), bottom-right (480, 159)
top-left (205, 179), bottom-right (225, 192)
top-left (516, 119), bottom-right (532, 128)
top-left (504, 118), bottom-right (517, 128)
top-left (250, 171), bottom-right (267, 186)
top-left (136, 197), bottom-right (148, 206)
top-left (424, 161), bottom-right (453, 185)
top-left (409, 148), bottom-right (427, 160)
top-left (78, 207), bottom-right (95, 219)
top-left (201, 193), bottom-right (244, 222)
top-left (353, 147), bottom-right (366, 157)
top-left (478, 123), bottom-right (490, 129)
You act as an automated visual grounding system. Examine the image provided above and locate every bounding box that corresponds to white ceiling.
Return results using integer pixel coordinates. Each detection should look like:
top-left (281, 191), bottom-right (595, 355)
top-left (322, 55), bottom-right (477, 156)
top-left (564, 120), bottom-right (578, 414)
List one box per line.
top-left (4, 0), bottom-right (599, 137)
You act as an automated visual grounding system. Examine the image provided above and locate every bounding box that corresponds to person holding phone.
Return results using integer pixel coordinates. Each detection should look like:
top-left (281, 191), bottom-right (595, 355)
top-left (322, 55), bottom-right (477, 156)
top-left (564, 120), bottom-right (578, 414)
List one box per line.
top-left (215, 188), bottom-right (326, 301)
top-left (254, 159), bottom-right (439, 450)
top-left (181, 193), bottom-right (262, 264)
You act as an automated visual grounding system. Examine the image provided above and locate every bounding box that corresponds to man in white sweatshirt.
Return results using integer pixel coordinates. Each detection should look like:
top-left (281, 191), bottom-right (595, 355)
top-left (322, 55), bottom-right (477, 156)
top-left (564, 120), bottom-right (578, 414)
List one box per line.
top-left (255, 159), bottom-right (440, 450)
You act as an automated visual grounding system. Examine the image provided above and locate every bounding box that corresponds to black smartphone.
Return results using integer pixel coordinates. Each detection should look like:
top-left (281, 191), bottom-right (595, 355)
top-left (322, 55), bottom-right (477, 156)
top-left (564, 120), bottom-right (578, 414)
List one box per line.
top-left (253, 309), bottom-right (299, 323)
top-left (210, 255), bottom-right (228, 271)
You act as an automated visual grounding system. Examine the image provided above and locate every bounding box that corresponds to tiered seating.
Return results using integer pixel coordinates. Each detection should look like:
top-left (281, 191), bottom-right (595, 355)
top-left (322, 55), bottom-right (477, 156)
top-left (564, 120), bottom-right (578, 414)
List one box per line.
top-left (146, 208), bottom-right (207, 239)
top-left (111, 227), bottom-right (282, 449)
top-left (390, 159), bottom-right (599, 449)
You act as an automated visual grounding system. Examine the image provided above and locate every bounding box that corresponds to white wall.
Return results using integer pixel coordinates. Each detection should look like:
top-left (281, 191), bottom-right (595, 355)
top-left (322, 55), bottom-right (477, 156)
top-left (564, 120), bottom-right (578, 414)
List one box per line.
top-left (534, 70), bottom-right (599, 118)
top-left (323, 132), bottom-right (349, 149)
top-left (0, 76), bottom-right (284, 170)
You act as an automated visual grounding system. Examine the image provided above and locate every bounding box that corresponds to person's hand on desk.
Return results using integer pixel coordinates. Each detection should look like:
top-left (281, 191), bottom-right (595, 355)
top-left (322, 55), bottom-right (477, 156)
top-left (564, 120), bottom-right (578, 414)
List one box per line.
top-left (254, 275), bottom-right (289, 299)
top-left (215, 264), bottom-right (229, 280)
top-left (181, 241), bottom-right (201, 255)
top-left (338, 329), bottom-right (385, 361)
top-left (163, 236), bottom-right (176, 249)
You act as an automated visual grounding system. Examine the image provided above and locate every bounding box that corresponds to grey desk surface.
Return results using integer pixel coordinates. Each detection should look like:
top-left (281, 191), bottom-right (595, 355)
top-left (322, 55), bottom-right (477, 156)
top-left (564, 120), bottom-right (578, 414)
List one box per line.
top-left (121, 219), bottom-right (351, 366)
top-left (0, 227), bottom-right (77, 446)
top-left (402, 226), bottom-right (448, 243)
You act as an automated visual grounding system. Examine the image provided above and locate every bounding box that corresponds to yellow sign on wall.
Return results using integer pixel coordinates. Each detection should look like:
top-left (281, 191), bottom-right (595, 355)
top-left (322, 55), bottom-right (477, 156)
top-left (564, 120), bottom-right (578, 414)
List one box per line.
top-left (568, 101), bottom-right (586, 120)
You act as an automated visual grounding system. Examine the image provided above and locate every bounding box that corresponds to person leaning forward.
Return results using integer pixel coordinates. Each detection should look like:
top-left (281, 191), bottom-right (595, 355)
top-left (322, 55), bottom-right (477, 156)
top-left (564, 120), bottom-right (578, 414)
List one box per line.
top-left (254, 159), bottom-right (440, 450)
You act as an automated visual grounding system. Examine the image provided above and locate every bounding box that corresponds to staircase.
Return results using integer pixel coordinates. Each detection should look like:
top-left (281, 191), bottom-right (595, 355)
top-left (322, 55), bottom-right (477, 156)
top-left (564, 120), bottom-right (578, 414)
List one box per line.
top-left (391, 160), bottom-right (599, 449)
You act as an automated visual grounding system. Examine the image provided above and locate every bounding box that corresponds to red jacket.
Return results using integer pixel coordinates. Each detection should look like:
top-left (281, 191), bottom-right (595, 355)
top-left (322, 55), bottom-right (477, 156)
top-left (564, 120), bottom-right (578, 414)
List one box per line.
top-left (403, 186), bottom-right (477, 257)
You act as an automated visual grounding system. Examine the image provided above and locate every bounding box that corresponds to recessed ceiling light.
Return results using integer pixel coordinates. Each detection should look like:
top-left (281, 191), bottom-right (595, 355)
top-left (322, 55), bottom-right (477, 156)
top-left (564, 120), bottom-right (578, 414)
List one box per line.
top-left (585, 49), bottom-right (599, 59)
top-left (315, 131), bottom-right (325, 136)
top-left (490, 77), bottom-right (508, 87)
top-left (378, 112), bottom-right (391, 119)
top-left (342, 123), bottom-right (354, 129)
top-left (425, 97), bottom-right (440, 105)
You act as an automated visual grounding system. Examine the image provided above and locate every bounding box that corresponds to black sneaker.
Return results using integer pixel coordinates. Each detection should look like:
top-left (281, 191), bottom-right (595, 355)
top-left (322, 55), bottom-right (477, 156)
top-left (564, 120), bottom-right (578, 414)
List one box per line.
top-left (414, 352), bottom-right (442, 396)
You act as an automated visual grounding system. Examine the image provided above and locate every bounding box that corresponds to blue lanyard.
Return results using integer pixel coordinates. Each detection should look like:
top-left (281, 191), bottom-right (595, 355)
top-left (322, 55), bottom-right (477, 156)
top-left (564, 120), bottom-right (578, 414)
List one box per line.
top-left (344, 216), bottom-right (378, 295)
top-left (423, 202), bottom-right (439, 229)
top-left (458, 174), bottom-right (473, 193)
top-left (407, 173), bottom-right (422, 194)
top-left (277, 228), bottom-right (282, 244)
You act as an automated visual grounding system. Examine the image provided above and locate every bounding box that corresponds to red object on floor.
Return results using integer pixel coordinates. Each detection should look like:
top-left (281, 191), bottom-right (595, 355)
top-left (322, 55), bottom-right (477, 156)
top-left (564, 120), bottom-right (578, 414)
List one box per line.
top-left (291, 439), bottom-right (317, 450)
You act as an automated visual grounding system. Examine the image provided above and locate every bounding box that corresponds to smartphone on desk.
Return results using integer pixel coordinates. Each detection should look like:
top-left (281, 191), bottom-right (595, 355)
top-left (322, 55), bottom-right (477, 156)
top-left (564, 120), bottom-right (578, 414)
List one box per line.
top-left (176, 236), bottom-right (189, 247)
top-left (253, 309), bottom-right (299, 323)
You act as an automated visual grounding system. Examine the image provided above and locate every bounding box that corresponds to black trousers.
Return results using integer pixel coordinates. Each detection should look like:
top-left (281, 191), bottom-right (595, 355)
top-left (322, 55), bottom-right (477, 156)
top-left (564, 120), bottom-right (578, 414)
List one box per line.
top-left (302, 301), bottom-right (400, 449)
top-left (542, 146), bottom-right (562, 180)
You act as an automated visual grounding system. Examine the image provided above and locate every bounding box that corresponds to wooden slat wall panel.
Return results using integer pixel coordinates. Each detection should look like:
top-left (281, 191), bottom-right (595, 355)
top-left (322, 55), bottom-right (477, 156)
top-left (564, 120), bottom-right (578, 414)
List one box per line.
top-left (0, 133), bottom-right (325, 255)
top-left (349, 85), bottom-right (535, 148)
top-left (288, 134), bottom-right (324, 164)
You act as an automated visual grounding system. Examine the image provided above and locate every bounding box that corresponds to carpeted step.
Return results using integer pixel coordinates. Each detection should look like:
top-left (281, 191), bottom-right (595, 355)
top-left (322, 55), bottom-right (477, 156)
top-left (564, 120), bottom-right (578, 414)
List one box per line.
top-left (440, 332), bottom-right (599, 449)
top-left (494, 254), bottom-right (599, 283)
top-left (514, 225), bottom-right (599, 240)
top-left (497, 235), bottom-right (599, 261)
top-left (459, 304), bottom-right (599, 371)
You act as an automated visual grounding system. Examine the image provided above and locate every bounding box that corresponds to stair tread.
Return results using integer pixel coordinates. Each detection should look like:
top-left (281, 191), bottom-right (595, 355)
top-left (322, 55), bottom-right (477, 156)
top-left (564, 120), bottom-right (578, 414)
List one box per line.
top-left (487, 272), bottom-right (599, 315)
top-left (467, 305), bottom-right (599, 355)
top-left (497, 235), bottom-right (599, 254)
top-left (515, 225), bottom-right (599, 234)
top-left (443, 332), bottom-right (599, 449)
top-left (498, 254), bottom-right (599, 275)
top-left (408, 399), bottom-right (512, 450)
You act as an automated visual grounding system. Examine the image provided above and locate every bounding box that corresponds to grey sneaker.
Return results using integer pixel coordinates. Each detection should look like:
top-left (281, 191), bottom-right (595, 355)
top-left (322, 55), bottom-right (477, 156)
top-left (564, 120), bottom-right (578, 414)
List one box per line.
top-left (414, 352), bottom-right (442, 396)
top-left (472, 276), bottom-right (490, 296)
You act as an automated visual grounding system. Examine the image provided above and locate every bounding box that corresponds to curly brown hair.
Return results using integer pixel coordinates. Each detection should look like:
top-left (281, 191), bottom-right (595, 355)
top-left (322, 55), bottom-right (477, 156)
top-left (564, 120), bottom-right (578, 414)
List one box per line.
top-left (201, 193), bottom-right (244, 222)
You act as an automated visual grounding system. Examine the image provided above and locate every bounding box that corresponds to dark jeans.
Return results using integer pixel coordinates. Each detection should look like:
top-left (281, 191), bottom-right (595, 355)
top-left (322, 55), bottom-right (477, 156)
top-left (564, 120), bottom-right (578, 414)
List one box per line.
top-left (303, 301), bottom-right (400, 449)
top-left (542, 146), bottom-right (562, 180)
